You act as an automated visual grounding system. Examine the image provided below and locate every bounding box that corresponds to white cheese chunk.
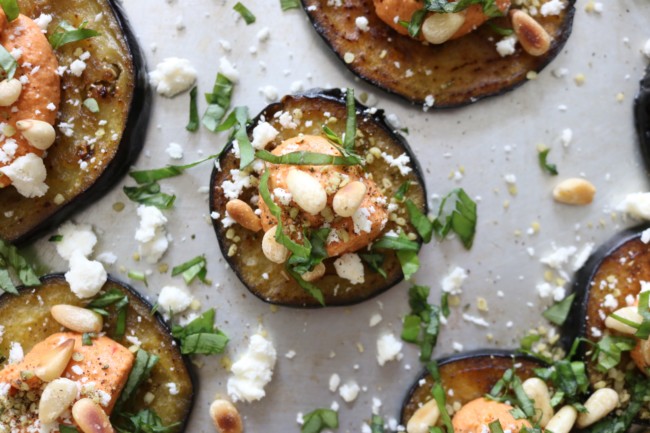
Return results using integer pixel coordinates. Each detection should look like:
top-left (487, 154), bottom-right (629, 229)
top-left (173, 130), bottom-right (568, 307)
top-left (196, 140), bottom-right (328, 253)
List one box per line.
top-left (334, 253), bottom-right (365, 285)
top-left (34, 13), bottom-right (53, 31)
top-left (158, 286), bottom-right (193, 314)
top-left (135, 205), bottom-right (169, 264)
top-left (56, 222), bottom-right (98, 261)
top-left (8, 342), bottom-right (23, 364)
top-left (148, 57), bottom-right (197, 97)
top-left (540, 0), bottom-right (566, 16)
top-left (496, 35), bottom-right (517, 57)
top-left (219, 57), bottom-right (240, 83)
top-left (65, 252), bottom-right (107, 299)
top-left (0, 153), bottom-right (48, 198)
top-left (380, 152), bottom-right (412, 176)
top-left (619, 192), bottom-right (650, 219)
top-left (339, 380), bottom-right (360, 403)
top-left (251, 122), bottom-right (279, 150)
top-left (227, 333), bottom-right (277, 403)
top-left (441, 266), bottom-right (468, 295)
top-left (166, 142), bottom-right (184, 160)
top-left (376, 333), bottom-right (403, 366)
top-left (69, 59), bottom-right (87, 77)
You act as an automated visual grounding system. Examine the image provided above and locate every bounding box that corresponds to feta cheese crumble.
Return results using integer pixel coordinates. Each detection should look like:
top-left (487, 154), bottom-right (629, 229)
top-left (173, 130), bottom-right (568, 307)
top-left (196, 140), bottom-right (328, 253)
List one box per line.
top-left (376, 333), bottom-right (403, 366)
top-left (149, 57), bottom-right (197, 97)
top-left (0, 153), bottom-right (48, 198)
top-left (158, 286), bottom-right (193, 314)
top-left (441, 267), bottom-right (468, 295)
top-left (135, 205), bottom-right (169, 263)
top-left (227, 333), bottom-right (277, 403)
top-left (334, 253), bottom-right (365, 285)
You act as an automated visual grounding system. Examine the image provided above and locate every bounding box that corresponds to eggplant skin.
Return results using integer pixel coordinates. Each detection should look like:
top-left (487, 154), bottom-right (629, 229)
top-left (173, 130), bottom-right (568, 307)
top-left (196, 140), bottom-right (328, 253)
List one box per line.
top-left (566, 224), bottom-right (650, 423)
top-left (209, 88), bottom-right (428, 308)
top-left (401, 351), bottom-right (544, 425)
top-left (302, 0), bottom-right (576, 108)
top-left (0, 0), bottom-right (151, 245)
top-left (635, 66), bottom-right (650, 174)
top-left (0, 274), bottom-right (194, 432)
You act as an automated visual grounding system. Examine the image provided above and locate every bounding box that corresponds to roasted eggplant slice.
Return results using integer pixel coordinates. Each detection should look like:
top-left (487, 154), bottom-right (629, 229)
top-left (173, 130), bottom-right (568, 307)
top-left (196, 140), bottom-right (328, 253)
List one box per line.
top-left (635, 66), bottom-right (650, 172)
top-left (0, 274), bottom-right (194, 431)
top-left (209, 88), bottom-right (428, 308)
top-left (0, 0), bottom-right (150, 244)
top-left (566, 224), bottom-right (650, 423)
top-left (302, 0), bottom-right (576, 108)
top-left (401, 351), bottom-right (543, 427)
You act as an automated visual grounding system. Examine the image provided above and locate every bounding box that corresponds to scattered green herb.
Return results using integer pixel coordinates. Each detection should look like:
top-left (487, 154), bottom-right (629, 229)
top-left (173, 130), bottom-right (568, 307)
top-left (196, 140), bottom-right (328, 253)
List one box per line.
top-left (0, 45), bottom-right (17, 80)
top-left (172, 309), bottom-right (229, 355)
top-left (424, 0), bottom-right (505, 18)
top-left (360, 253), bottom-right (387, 279)
top-left (538, 148), bottom-right (558, 176)
top-left (280, 0), bottom-right (301, 10)
top-left (301, 408), bottom-right (339, 433)
top-left (0, 239), bottom-right (40, 295)
top-left (432, 188), bottom-right (477, 249)
top-left (233, 2), bottom-right (256, 24)
top-left (127, 270), bottom-right (147, 286)
top-left (49, 20), bottom-right (100, 49)
top-left (202, 73), bottom-right (234, 132)
top-left (343, 88), bottom-right (357, 151)
top-left (86, 288), bottom-right (128, 339)
top-left (48, 235), bottom-right (63, 242)
top-left (406, 9), bottom-right (426, 38)
top-left (489, 421), bottom-right (505, 433)
top-left (406, 199), bottom-right (433, 243)
top-left (427, 361), bottom-right (454, 432)
top-left (370, 415), bottom-right (384, 433)
top-left (0, 0), bottom-right (19, 21)
top-left (487, 22), bottom-right (514, 36)
top-left (542, 293), bottom-right (575, 326)
top-left (58, 426), bottom-right (79, 433)
top-left (114, 409), bottom-right (179, 433)
top-left (172, 255), bottom-right (208, 284)
top-left (256, 149), bottom-right (361, 166)
top-left (186, 86), bottom-right (199, 132)
top-left (402, 285), bottom-right (442, 361)
top-left (114, 349), bottom-right (158, 413)
top-left (591, 335), bottom-right (636, 371)
top-left (394, 181), bottom-right (411, 201)
top-left (489, 367), bottom-right (536, 420)
top-left (83, 98), bottom-right (100, 113)
top-left (82, 332), bottom-right (94, 346)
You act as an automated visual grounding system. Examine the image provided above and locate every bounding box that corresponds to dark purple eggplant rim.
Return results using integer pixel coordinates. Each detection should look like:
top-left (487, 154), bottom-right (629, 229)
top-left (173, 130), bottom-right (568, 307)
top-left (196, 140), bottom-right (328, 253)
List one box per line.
top-left (13, 0), bottom-right (151, 246)
top-left (208, 88), bottom-right (429, 308)
top-left (300, 0), bottom-right (577, 109)
top-left (400, 349), bottom-right (547, 425)
top-left (3, 273), bottom-right (196, 432)
top-left (635, 66), bottom-right (650, 176)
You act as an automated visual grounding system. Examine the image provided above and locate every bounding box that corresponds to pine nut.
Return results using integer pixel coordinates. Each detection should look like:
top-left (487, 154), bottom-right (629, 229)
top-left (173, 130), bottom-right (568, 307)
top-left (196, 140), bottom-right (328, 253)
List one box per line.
top-left (16, 119), bottom-right (56, 150)
top-left (262, 226), bottom-right (289, 264)
top-left (51, 304), bottom-right (104, 333)
top-left (552, 178), bottom-right (596, 205)
top-left (72, 398), bottom-right (115, 433)
top-left (406, 399), bottom-right (440, 433)
top-left (605, 306), bottom-right (642, 335)
top-left (332, 181), bottom-right (366, 217)
top-left (34, 338), bottom-right (75, 382)
top-left (576, 388), bottom-right (619, 428)
top-left (286, 169), bottom-right (327, 215)
top-left (226, 199), bottom-right (262, 232)
top-left (210, 399), bottom-right (243, 433)
top-left (545, 405), bottom-right (577, 433)
top-left (39, 378), bottom-right (78, 424)
top-left (511, 10), bottom-right (552, 56)
top-left (421, 13), bottom-right (465, 45)
top-left (0, 78), bottom-right (22, 106)
top-left (522, 377), bottom-right (554, 427)
top-left (301, 263), bottom-right (326, 282)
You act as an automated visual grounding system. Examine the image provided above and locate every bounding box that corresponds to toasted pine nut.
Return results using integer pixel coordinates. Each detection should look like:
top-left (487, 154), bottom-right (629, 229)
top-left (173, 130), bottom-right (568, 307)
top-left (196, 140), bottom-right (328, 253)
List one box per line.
top-left (262, 226), bottom-right (289, 264)
top-left (545, 405), bottom-right (578, 433)
top-left (406, 399), bottom-right (440, 433)
top-left (301, 263), bottom-right (326, 282)
top-left (510, 10), bottom-right (552, 56)
top-left (210, 399), bottom-right (243, 433)
top-left (16, 119), bottom-right (56, 150)
top-left (552, 178), bottom-right (596, 205)
top-left (576, 388), bottom-right (619, 428)
top-left (34, 338), bottom-right (75, 382)
top-left (605, 306), bottom-right (642, 335)
top-left (522, 377), bottom-right (554, 427)
top-left (286, 169), bottom-right (327, 215)
top-left (72, 398), bottom-right (114, 433)
top-left (51, 304), bottom-right (103, 333)
top-left (226, 199), bottom-right (262, 232)
top-left (333, 181), bottom-right (366, 217)
top-left (421, 13), bottom-right (465, 45)
top-left (39, 378), bottom-right (78, 424)
top-left (0, 79), bottom-right (22, 107)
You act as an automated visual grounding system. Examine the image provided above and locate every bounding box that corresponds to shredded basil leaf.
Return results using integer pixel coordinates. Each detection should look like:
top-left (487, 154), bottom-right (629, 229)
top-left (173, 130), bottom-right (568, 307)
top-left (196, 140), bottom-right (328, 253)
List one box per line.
top-left (401, 285), bottom-right (442, 361)
top-left (360, 253), bottom-right (387, 278)
top-left (343, 88), bottom-right (357, 151)
top-left (186, 86), bottom-right (199, 132)
top-left (49, 20), bottom-right (100, 49)
top-left (86, 289), bottom-right (128, 339)
top-left (592, 335), bottom-right (636, 371)
top-left (487, 22), bottom-right (514, 36)
top-left (0, 239), bottom-right (41, 295)
top-left (373, 232), bottom-right (420, 252)
top-left (397, 250), bottom-right (420, 281)
top-left (407, 9), bottom-right (427, 37)
top-left (256, 149), bottom-right (361, 166)
top-left (280, 0), bottom-right (301, 10)
top-left (489, 421), bottom-right (505, 433)
top-left (114, 409), bottom-right (179, 433)
top-left (542, 293), bottom-right (575, 326)
top-left (370, 415), bottom-right (385, 433)
top-left (0, 0), bottom-right (19, 21)
top-left (286, 265), bottom-right (325, 306)
top-left (233, 107), bottom-right (254, 169)
top-left (432, 188), bottom-right (477, 249)
top-left (171, 309), bottom-right (229, 355)
top-left (394, 181), bottom-right (411, 201)
top-left (0, 44), bottom-right (17, 80)
top-left (123, 183), bottom-right (176, 209)
top-left (426, 361), bottom-right (454, 432)
top-left (406, 199), bottom-right (433, 243)
top-left (48, 235), bottom-right (63, 242)
top-left (114, 349), bottom-right (158, 412)
top-left (172, 255), bottom-right (208, 284)
top-left (58, 426), bottom-right (79, 433)
top-left (301, 409), bottom-right (339, 433)
top-left (288, 229), bottom-right (330, 275)
top-left (202, 73), bottom-right (233, 132)
top-left (82, 332), bottom-right (94, 346)
top-left (424, 0), bottom-right (504, 18)
top-left (322, 125), bottom-right (343, 146)
top-left (538, 148), bottom-right (559, 176)
top-left (127, 270), bottom-right (147, 285)
top-left (83, 98), bottom-right (99, 113)
top-left (233, 2), bottom-right (256, 24)
top-left (636, 291), bottom-right (650, 339)
top-left (129, 154), bottom-right (218, 184)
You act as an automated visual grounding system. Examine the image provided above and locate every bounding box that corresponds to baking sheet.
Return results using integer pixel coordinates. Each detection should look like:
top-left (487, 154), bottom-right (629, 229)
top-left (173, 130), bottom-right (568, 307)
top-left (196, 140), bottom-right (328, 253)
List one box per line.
top-left (30, 0), bottom-right (650, 431)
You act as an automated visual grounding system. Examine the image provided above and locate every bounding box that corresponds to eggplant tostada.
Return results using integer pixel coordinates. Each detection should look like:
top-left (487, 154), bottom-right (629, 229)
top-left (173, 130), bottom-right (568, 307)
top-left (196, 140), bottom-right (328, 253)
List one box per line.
top-left (400, 350), bottom-right (634, 433)
top-left (302, 0), bottom-right (576, 108)
top-left (210, 88), bottom-right (428, 308)
top-left (0, 275), bottom-right (194, 432)
top-left (565, 225), bottom-right (650, 427)
top-left (0, 0), bottom-right (150, 244)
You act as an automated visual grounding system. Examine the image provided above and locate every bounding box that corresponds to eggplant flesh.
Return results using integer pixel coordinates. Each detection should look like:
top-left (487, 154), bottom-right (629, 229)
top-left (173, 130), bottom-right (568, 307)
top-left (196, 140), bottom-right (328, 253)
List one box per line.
top-left (0, 0), bottom-right (150, 244)
top-left (209, 89), bottom-right (428, 308)
top-left (566, 225), bottom-right (650, 423)
top-left (635, 66), bottom-right (650, 173)
top-left (401, 351), bottom-right (543, 425)
top-left (0, 274), bottom-right (194, 431)
top-left (302, 0), bottom-right (576, 108)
